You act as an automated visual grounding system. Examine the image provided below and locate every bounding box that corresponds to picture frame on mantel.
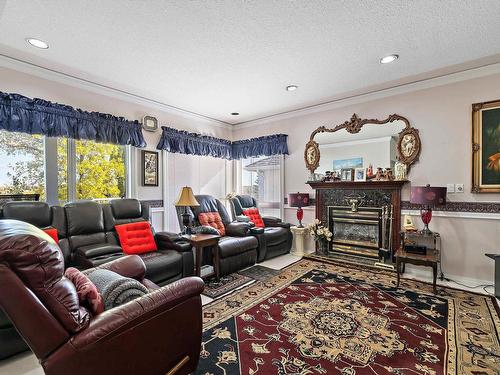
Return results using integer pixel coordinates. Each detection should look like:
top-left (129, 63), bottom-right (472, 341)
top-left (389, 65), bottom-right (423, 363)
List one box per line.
top-left (472, 100), bottom-right (500, 193)
top-left (141, 150), bottom-right (159, 186)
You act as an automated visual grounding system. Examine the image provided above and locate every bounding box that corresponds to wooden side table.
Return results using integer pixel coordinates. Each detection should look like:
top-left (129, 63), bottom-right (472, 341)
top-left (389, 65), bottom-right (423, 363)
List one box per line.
top-left (185, 234), bottom-right (220, 280)
top-left (290, 226), bottom-right (309, 256)
top-left (395, 248), bottom-right (439, 294)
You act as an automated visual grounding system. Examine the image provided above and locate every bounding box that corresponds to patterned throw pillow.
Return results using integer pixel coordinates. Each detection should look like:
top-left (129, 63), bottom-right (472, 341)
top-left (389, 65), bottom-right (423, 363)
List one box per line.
top-left (65, 267), bottom-right (104, 316)
top-left (198, 212), bottom-right (225, 236)
top-left (192, 225), bottom-right (220, 235)
top-left (242, 208), bottom-right (265, 228)
top-left (115, 221), bottom-right (158, 255)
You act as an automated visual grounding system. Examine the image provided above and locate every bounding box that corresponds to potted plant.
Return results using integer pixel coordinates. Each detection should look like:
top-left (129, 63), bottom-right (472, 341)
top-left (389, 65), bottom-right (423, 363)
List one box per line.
top-left (307, 219), bottom-right (333, 255)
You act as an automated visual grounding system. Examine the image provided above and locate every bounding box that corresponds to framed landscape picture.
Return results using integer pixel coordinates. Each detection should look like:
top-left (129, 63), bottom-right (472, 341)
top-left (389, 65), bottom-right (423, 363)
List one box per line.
top-left (472, 100), bottom-right (500, 193)
top-left (141, 150), bottom-right (159, 186)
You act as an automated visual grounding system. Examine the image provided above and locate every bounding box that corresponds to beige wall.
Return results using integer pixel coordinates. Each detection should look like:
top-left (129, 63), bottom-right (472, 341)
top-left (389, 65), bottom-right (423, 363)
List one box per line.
top-left (0, 66), bottom-right (232, 232)
top-left (234, 73), bottom-right (500, 283)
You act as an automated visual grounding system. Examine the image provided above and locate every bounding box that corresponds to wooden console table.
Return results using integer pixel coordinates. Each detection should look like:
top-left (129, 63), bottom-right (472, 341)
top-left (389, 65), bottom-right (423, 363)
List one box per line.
top-left (395, 248), bottom-right (439, 294)
top-left (184, 234), bottom-right (220, 280)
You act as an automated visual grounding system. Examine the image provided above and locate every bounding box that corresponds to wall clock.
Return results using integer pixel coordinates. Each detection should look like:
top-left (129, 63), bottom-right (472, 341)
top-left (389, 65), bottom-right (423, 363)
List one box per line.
top-left (142, 116), bottom-right (158, 132)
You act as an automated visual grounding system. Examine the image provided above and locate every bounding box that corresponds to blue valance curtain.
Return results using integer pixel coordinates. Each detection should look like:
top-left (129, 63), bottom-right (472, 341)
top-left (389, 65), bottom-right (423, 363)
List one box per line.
top-left (0, 91), bottom-right (146, 147)
top-left (156, 127), bottom-right (288, 160)
top-left (231, 134), bottom-right (288, 159)
top-left (156, 126), bottom-right (233, 159)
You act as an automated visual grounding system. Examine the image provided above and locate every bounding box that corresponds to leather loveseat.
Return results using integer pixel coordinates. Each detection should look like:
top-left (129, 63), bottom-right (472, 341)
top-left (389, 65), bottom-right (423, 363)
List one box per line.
top-left (178, 195), bottom-right (259, 275)
top-left (230, 195), bottom-right (292, 262)
top-left (0, 219), bottom-right (204, 375)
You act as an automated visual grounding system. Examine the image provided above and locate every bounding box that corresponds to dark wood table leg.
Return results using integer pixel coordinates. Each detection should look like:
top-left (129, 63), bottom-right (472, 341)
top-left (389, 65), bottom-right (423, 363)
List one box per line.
top-left (195, 246), bottom-right (202, 277)
top-left (213, 246), bottom-right (220, 281)
top-left (396, 257), bottom-right (401, 289)
top-left (432, 263), bottom-right (437, 294)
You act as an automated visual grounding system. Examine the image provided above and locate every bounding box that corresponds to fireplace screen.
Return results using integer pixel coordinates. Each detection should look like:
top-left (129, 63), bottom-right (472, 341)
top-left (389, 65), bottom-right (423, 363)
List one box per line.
top-left (331, 218), bottom-right (379, 249)
top-left (328, 206), bottom-right (385, 258)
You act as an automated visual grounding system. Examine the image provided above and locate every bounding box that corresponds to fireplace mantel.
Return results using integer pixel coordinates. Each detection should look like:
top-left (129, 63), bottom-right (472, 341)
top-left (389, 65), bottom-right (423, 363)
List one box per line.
top-left (307, 180), bottom-right (409, 190)
top-left (307, 179), bottom-right (409, 259)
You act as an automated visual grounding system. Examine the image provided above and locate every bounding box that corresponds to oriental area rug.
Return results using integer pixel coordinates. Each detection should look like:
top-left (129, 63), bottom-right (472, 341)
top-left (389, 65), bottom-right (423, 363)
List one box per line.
top-left (196, 259), bottom-right (500, 375)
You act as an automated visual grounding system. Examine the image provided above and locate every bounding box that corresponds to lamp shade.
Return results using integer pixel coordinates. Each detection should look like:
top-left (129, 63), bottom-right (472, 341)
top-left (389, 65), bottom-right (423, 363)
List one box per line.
top-left (175, 186), bottom-right (199, 207)
top-left (288, 193), bottom-right (310, 208)
top-left (410, 185), bottom-right (447, 207)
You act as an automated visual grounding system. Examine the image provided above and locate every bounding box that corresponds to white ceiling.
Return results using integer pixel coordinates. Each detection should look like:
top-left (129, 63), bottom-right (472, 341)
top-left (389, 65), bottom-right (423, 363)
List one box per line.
top-left (1, 0), bottom-right (500, 125)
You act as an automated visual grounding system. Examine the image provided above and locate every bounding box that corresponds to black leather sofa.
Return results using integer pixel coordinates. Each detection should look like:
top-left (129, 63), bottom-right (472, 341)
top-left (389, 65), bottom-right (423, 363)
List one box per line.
top-left (230, 195), bottom-right (292, 262)
top-left (0, 199), bottom-right (194, 359)
top-left (178, 195), bottom-right (259, 276)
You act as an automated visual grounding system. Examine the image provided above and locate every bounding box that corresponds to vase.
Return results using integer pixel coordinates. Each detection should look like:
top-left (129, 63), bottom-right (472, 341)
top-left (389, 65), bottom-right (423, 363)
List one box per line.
top-left (316, 239), bottom-right (329, 256)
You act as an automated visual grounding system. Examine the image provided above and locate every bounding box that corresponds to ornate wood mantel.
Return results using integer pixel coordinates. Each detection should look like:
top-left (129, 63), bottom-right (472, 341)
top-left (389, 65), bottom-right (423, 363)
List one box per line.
top-left (307, 180), bottom-right (409, 259)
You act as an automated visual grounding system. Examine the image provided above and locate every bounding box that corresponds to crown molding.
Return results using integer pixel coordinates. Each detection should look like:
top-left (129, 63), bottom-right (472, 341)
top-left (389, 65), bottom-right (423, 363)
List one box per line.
top-left (0, 54), bottom-right (233, 130)
top-left (233, 62), bottom-right (500, 130)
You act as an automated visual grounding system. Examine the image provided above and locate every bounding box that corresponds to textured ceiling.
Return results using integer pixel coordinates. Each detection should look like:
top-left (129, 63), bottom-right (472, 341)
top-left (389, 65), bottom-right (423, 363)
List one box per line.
top-left (1, 0), bottom-right (500, 124)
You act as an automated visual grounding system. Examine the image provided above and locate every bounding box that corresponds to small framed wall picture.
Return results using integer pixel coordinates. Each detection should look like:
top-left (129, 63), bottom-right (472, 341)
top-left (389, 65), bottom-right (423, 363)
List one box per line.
top-left (354, 167), bottom-right (366, 182)
top-left (142, 150), bottom-right (159, 186)
top-left (340, 168), bottom-right (354, 181)
top-left (142, 115), bottom-right (158, 132)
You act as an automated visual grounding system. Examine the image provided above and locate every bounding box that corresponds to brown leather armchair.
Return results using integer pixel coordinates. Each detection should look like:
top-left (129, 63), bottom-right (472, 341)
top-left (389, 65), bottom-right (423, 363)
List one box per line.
top-left (0, 219), bottom-right (204, 375)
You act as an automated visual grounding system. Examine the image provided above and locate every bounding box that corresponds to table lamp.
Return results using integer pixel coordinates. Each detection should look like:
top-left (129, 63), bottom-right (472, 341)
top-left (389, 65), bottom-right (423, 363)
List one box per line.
top-left (288, 193), bottom-right (310, 228)
top-left (175, 186), bottom-right (199, 235)
top-left (410, 184), bottom-right (447, 235)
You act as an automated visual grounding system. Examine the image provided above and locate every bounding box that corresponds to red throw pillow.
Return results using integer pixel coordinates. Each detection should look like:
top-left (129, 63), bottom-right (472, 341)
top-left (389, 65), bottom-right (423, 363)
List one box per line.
top-left (65, 267), bottom-right (104, 316)
top-left (115, 222), bottom-right (158, 255)
top-left (242, 208), bottom-right (265, 228)
top-left (198, 212), bottom-right (225, 236)
top-left (43, 228), bottom-right (59, 243)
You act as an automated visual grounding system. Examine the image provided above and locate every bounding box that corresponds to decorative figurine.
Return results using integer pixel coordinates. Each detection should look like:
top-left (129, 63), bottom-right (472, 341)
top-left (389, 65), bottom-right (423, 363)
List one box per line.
top-left (394, 161), bottom-right (407, 181)
top-left (385, 168), bottom-right (394, 181)
top-left (374, 167), bottom-right (384, 181)
top-left (367, 164), bottom-right (374, 179)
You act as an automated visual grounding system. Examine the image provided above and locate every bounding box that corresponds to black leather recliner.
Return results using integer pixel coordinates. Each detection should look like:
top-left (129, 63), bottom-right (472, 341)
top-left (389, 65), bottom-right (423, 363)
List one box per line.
top-left (178, 195), bottom-right (258, 276)
top-left (61, 200), bottom-right (194, 286)
top-left (230, 195), bottom-right (292, 262)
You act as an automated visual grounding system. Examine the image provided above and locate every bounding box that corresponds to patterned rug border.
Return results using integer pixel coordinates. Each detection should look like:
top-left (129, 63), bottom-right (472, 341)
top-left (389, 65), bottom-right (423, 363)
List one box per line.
top-left (202, 257), bottom-right (500, 331)
top-left (305, 253), bottom-right (500, 303)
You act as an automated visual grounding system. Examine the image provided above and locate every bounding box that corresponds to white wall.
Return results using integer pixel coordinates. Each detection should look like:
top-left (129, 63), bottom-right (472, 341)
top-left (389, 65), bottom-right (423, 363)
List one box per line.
top-left (0, 66), bottom-right (232, 232)
top-left (234, 71), bottom-right (500, 283)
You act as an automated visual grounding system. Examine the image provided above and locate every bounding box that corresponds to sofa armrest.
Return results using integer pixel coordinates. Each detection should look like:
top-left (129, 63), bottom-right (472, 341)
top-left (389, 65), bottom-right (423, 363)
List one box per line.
top-left (263, 216), bottom-right (290, 229)
top-left (225, 222), bottom-right (251, 237)
top-left (70, 277), bottom-right (204, 348)
top-left (84, 255), bottom-right (146, 281)
top-left (155, 232), bottom-right (192, 252)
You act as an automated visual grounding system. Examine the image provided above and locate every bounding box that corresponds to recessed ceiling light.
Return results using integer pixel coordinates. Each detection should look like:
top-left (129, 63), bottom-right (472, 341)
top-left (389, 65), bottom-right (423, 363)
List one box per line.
top-left (26, 38), bottom-right (49, 49)
top-left (380, 54), bottom-right (398, 64)
top-left (286, 85), bottom-right (298, 91)
top-left (231, 112), bottom-right (239, 116)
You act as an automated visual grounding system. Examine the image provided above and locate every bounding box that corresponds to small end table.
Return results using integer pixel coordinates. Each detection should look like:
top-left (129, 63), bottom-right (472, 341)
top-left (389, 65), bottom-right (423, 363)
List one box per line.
top-left (185, 234), bottom-right (220, 280)
top-left (290, 226), bottom-right (309, 256)
top-left (395, 248), bottom-right (439, 294)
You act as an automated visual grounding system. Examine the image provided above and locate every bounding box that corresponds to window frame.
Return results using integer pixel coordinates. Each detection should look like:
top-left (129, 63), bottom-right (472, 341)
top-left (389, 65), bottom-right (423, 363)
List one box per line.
top-left (234, 154), bottom-right (285, 219)
top-left (43, 137), bottom-right (131, 204)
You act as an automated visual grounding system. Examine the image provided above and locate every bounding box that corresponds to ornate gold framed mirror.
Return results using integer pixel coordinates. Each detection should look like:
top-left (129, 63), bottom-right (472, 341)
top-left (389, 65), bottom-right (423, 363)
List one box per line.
top-left (304, 113), bottom-right (421, 176)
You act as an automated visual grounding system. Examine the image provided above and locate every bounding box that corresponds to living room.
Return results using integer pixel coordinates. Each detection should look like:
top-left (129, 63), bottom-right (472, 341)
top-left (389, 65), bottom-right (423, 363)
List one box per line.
top-left (0, 1), bottom-right (499, 374)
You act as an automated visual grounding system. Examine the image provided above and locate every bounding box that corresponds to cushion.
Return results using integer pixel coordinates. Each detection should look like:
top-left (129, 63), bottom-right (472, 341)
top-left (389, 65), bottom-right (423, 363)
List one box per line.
top-left (115, 222), bottom-right (158, 255)
top-left (242, 208), bottom-right (265, 228)
top-left (198, 212), bottom-right (225, 236)
top-left (76, 244), bottom-right (122, 259)
top-left (43, 228), bottom-right (59, 243)
top-left (65, 267), bottom-right (104, 316)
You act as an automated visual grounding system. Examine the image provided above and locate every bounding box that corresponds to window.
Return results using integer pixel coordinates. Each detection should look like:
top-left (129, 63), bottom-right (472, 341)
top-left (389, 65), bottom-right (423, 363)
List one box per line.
top-left (236, 155), bottom-right (283, 218)
top-left (0, 130), bottom-right (45, 199)
top-left (75, 140), bottom-right (126, 200)
top-left (0, 130), bottom-right (128, 204)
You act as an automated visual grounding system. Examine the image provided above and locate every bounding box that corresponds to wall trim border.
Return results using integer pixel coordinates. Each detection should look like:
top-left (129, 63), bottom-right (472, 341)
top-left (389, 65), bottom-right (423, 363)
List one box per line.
top-left (402, 209), bottom-right (500, 221)
top-left (402, 200), bottom-right (500, 214)
top-left (0, 54), bottom-right (233, 130)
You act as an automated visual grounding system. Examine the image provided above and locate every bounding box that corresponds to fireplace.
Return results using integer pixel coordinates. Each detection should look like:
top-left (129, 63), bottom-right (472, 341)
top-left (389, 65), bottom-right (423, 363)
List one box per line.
top-left (308, 180), bottom-right (407, 260)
